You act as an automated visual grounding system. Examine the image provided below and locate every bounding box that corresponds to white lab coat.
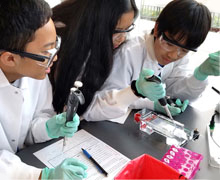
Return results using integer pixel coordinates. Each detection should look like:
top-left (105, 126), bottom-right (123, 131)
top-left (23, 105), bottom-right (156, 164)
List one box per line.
top-left (83, 33), bottom-right (208, 123)
top-left (0, 68), bottom-right (56, 179)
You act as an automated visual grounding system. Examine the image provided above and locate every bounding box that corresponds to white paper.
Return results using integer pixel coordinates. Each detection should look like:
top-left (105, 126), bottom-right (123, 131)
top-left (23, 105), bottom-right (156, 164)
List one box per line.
top-left (34, 129), bottom-right (130, 179)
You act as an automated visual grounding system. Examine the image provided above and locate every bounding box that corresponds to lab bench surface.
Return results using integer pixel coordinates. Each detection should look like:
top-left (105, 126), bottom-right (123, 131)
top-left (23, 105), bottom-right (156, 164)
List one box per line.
top-left (17, 106), bottom-right (220, 179)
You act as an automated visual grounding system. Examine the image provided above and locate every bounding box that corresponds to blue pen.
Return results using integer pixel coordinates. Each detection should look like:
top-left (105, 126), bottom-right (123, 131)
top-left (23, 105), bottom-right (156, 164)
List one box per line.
top-left (81, 148), bottom-right (108, 176)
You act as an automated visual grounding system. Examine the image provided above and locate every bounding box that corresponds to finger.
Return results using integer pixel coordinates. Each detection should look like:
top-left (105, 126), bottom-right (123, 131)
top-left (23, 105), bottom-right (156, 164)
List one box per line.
top-left (168, 106), bottom-right (181, 116)
top-left (181, 99), bottom-right (189, 112)
top-left (141, 68), bottom-right (154, 78)
top-left (66, 121), bottom-right (79, 128)
top-left (67, 165), bottom-right (87, 178)
top-left (156, 90), bottom-right (166, 98)
top-left (56, 113), bottom-right (66, 124)
top-left (149, 94), bottom-right (164, 101)
top-left (72, 114), bottom-right (80, 124)
top-left (61, 127), bottom-right (77, 136)
top-left (67, 159), bottom-right (88, 170)
top-left (209, 51), bottom-right (220, 60)
top-left (209, 58), bottom-right (220, 66)
top-left (150, 85), bottom-right (165, 95)
top-left (212, 65), bottom-right (220, 72)
top-left (175, 99), bottom-right (182, 106)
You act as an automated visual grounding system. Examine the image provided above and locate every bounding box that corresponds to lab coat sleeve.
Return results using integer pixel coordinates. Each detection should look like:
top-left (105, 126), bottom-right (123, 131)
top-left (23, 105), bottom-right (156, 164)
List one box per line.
top-left (83, 38), bottom-right (154, 122)
top-left (83, 87), bottom-right (139, 122)
top-left (0, 150), bottom-right (41, 179)
top-left (165, 55), bottom-right (208, 101)
top-left (25, 76), bottom-right (56, 144)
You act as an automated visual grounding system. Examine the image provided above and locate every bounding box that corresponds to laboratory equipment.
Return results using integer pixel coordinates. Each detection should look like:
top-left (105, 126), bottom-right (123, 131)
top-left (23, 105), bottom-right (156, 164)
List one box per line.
top-left (207, 94), bottom-right (220, 168)
top-left (161, 145), bottom-right (203, 179)
top-left (63, 81), bottom-right (85, 149)
top-left (115, 154), bottom-right (186, 179)
top-left (145, 74), bottom-right (173, 120)
top-left (134, 111), bottom-right (199, 146)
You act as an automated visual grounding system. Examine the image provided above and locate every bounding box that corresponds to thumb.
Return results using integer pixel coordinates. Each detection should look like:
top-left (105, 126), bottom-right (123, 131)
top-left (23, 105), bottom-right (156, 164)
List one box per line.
top-left (140, 68), bottom-right (154, 79)
top-left (72, 113), bottom-right (80, 123)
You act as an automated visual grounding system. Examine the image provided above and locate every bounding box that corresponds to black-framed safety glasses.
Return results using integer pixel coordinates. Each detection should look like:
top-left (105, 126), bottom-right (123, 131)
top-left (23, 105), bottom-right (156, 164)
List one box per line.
top-left (1, 35), bottom-right (61, 68)
top-left (114, 23), bottom-right (135, 34)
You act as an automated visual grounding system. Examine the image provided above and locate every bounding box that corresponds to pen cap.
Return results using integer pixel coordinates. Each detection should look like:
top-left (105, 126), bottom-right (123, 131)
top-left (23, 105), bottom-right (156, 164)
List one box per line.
top-left (82, 148), bottom-right (91, 158)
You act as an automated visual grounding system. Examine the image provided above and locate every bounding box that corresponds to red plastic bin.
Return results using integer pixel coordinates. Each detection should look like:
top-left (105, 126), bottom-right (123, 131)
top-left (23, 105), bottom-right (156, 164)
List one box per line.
top-left (115, 154), bottom-right (186, 179)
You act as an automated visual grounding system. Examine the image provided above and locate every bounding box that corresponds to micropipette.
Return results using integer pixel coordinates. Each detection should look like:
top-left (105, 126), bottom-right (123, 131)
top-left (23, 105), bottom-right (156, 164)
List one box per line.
top-left (63, 81), bottom-right (84, 151)
top-left (145, 75), bottom-right (174, 120)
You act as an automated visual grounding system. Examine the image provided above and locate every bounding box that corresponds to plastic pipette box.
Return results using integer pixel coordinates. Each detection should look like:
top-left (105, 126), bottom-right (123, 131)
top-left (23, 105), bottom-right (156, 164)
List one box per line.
top-left (161, 145), bottom-right (203, 179)
top-left (134, 110), bottom-right (196, 146)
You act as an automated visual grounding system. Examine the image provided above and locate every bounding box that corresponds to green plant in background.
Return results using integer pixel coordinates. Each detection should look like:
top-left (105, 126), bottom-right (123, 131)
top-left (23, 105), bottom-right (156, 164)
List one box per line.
top-left (140, 5), bottom-right (162, 21)
top-left (140, 5), bottom-right (220, 31)
top-left (212, 13), bottom-right (220, 28)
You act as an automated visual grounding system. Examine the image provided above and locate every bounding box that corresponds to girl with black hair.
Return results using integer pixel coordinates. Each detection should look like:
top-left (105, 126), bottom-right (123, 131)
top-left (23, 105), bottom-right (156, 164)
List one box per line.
top-left (50, 0), bottom-right (139, 115)
top-left (50, 0), bottom-right (166, 121)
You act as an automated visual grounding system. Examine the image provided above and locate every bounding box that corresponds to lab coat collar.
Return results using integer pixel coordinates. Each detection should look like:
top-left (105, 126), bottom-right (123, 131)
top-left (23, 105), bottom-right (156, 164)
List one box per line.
top-left (144, 34), bottom-right (163, 72)
top-left (0, 68), bottom-right (11, 88)
top-left (0, 68), bottom-right (28, 90)
top-left (144, 34), bottom-right (158, 63)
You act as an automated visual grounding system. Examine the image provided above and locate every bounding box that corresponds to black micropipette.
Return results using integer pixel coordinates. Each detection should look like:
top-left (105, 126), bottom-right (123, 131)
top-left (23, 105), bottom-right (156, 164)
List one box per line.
top-left (145, 75), bottom-right (173, 120)
top-left (63, 81), bottom-right (85, 150)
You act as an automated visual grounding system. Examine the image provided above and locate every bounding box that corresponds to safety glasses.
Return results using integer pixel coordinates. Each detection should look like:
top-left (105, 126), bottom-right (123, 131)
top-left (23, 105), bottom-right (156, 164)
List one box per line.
top-left (114, 23), bottom-right (135, 34)
top-left (1, 35), bottom-right (61, 68)
top-left (159, 32), bottom-right (197, 56)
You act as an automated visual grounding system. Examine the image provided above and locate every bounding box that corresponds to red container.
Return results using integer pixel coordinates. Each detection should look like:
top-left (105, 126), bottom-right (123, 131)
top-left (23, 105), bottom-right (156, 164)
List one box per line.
top-left (115, 154), bottom-right (186, 179)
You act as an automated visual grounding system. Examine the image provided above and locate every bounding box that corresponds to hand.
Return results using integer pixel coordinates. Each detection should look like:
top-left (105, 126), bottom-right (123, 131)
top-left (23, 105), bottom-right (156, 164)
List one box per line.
top-left (136, 68), bottom-right (165, 101)
top-left (154, 98), bottom-right (189, 116)
top-left (194, 51), bottom-right (220, 81)
top-left (41, 158), bottom-right (88, 180)
top-left (46, 112), bottom-right (79, 138)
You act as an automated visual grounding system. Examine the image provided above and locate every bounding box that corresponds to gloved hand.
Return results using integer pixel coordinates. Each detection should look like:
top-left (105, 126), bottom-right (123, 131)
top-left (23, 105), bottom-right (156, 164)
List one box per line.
top-left (41, 158), bottom-right (88, 180)
top-left (154, 98), bottom-right (189, 116)
top-left (194, 51), bottom-right (220, 81)
top-left (136, 68), bottom-right (165, 101)
top-left (46, 112), bottom-right (79, 138)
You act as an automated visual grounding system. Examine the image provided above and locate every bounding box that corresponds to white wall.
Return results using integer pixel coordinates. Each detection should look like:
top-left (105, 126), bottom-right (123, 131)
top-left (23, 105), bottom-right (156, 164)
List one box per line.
top-left (45, 0), bottom-right (62, 8)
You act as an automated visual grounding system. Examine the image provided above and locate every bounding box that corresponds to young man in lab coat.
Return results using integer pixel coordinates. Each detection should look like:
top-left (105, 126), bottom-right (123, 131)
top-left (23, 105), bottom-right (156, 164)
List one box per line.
top-left (0, 0), bottom-right (87, 179)
top-left (83, 0), bottom-right (220, 123)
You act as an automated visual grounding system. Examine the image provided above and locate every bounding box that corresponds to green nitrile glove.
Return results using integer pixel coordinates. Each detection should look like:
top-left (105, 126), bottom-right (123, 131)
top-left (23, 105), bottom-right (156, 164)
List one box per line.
top-left (42, 158), bottom-right (88, 180)
top-left (46, 112), bottom-right (79, 138)
top-left (136, 68), bottom-right (165, 101)
top-left (194, 51), bottom-right (220, 81)
top-left (154, 99), bottom-right (189, 116)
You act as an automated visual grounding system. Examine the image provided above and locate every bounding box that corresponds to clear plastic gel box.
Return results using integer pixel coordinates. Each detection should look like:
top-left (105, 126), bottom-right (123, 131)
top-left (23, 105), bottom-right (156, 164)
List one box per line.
top-left (134, 110), bottom-right (199, 146)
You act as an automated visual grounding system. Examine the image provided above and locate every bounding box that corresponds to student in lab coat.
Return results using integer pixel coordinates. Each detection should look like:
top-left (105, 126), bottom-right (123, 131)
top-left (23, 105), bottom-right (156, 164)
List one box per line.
top-left (0, 0), bottom-right (87, 179)
top-left (83, 0), bottom-right (220, 123)
top-left (49, 0), bottom-right (165, 119)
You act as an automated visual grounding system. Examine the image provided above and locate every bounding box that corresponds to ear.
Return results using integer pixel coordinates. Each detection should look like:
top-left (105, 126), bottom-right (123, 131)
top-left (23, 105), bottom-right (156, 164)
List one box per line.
top-left (0, 52), bottom-right (20, 67)
top-left (153, 23), bottom-right (159, 37)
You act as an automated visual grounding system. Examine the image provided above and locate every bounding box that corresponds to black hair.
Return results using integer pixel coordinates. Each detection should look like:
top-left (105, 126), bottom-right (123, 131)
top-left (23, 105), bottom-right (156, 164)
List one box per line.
top-left (153, 0), bottom-right (211, 49)
top-left (0, 0), bottom-right (52, 51)
top-left (50, 0), bottom-right (138, 115)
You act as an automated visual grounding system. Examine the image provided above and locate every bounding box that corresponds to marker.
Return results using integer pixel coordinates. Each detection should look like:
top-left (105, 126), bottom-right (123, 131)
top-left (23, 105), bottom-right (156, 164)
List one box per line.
top-left (81, 148), bottom-right (108, 177)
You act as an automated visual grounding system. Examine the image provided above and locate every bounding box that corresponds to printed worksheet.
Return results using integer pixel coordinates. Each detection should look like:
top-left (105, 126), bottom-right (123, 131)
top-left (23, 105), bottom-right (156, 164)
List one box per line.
top-left (34, 129), bottom-right (130, 180)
